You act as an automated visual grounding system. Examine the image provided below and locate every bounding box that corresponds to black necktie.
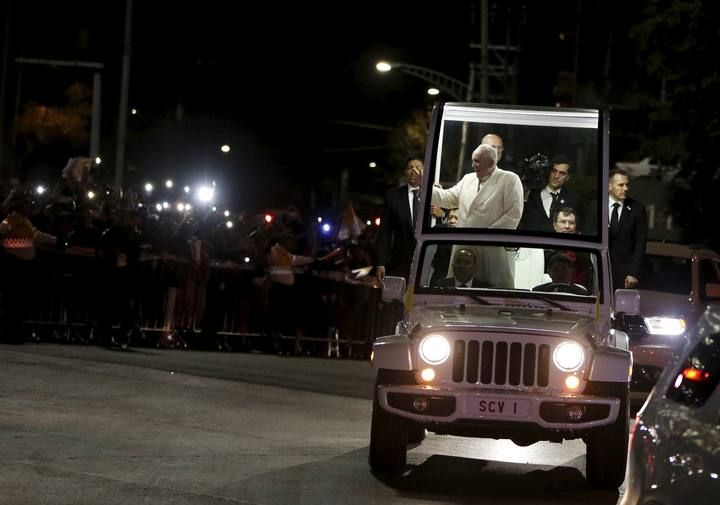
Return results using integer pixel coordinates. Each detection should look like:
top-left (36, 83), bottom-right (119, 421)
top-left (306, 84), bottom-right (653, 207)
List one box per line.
top-left (610, 202), bottom-right (620, 229)
top-left (549, 192), bottom-right (559, 216)
top-left (412, 189), bottom-right (419, 225)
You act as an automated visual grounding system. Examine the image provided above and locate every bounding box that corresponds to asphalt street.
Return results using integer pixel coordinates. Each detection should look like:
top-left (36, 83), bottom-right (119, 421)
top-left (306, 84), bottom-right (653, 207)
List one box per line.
top-left (0, 344), bottom-right (625, 504)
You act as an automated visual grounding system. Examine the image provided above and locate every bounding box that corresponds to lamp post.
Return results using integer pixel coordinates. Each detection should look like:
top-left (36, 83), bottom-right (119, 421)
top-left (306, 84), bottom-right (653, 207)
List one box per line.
top-left (376, 60), bottom-right (477, 181)
top-left (375, 61), bottom-right (473, 101)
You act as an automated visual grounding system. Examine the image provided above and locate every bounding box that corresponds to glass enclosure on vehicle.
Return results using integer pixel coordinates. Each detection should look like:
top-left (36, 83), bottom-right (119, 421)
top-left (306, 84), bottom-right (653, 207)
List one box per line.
top-left (422, 104), bottom-right (604, 241)
top-left (417, 241), bottom-right (600, 299)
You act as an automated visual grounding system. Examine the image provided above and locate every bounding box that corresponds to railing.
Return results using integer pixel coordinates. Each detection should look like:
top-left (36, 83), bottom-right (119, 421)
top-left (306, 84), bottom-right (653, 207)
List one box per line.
top-left (17, 247), bottom-right (399, 359)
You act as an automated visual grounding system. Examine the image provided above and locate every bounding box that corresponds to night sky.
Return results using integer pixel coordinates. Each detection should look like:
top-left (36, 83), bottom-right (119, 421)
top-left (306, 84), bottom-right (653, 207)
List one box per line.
top-left (4, 0), bottom-right (615, 214)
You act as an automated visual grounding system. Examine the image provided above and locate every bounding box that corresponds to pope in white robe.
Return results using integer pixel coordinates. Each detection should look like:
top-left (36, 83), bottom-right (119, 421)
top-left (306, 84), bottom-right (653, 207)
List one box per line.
top-left (432, 144), bottom-right (524, 287)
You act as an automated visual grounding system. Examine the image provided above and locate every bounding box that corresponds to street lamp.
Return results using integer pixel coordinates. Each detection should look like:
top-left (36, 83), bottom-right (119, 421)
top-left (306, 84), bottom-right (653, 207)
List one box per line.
top-left (375, 61), bottom-right (474, 101)
top-left (376, 60), bottom-right (477, 180)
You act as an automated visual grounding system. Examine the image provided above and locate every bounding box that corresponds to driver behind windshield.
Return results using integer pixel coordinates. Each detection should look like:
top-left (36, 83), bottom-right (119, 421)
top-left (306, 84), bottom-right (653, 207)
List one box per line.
top-left (548, 253), bottom-right (573, 283)
top-left (533, 253), bottom-right (588, 294)
top-left (432, 248), bottom-right (493, 288)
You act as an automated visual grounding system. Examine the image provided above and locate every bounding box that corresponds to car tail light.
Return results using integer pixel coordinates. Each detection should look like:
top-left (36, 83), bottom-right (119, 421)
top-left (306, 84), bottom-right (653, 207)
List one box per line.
top-left (682, 367), bottom-right (711, 381)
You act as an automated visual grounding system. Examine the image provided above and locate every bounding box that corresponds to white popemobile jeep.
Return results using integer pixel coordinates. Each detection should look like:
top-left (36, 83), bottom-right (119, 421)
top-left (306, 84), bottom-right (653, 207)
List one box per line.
top-left (369, 103), bottom-right (637, 489)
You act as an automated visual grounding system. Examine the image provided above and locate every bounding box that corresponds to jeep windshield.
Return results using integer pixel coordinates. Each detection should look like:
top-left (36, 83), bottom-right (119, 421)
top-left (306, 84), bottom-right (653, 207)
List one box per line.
top-left (416, 241), bottom-right (600, 300)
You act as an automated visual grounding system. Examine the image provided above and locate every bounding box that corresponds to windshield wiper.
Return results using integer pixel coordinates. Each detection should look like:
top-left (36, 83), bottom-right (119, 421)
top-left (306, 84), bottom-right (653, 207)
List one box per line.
top-left (532, 294), bottom-right (571, 312)
top-left (465, 293), bottom-right (494, 305)
top-left (435, 287), bottom-right (494, 305)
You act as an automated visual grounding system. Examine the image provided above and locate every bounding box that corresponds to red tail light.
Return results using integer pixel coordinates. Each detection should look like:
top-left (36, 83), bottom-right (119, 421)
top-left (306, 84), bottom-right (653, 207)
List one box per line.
top-left (682, 367), bottom-right (711, 381)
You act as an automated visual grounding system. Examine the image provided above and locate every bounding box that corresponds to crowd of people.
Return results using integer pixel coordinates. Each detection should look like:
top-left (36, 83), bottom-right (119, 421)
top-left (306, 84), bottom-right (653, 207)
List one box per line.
top-left (0, 171), bottom-right (379, 349)
top-left (0, 134), bottom-right (648, 348)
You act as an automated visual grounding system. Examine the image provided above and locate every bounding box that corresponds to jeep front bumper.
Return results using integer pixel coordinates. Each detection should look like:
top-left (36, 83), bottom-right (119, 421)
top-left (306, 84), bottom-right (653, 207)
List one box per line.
top-left (378, 384), bottom-right (620, 430)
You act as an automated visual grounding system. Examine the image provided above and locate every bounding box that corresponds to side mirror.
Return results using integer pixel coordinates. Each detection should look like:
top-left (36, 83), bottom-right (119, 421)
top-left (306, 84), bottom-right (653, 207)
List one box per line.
top-left (382, 276), bottom-right (406, 303)
top-left (706, 282), bottom-right (720, 299)
top-left (613, 289), bottom-right (646, 340)
top-left (615, 288), bottom-right (640, 316)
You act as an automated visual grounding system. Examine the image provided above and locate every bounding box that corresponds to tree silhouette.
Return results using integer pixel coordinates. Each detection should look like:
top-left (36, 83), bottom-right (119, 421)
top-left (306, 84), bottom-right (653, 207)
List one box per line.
top-left (629, 0), bottom-right (720, 247)
top-left (386, 106), bottom-right (431, 183)
top-left (14, 82), bottom-right (91, 176)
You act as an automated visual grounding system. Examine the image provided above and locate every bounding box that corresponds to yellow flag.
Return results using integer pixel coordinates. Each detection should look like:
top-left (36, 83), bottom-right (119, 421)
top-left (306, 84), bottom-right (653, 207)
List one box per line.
top-left (404, 285), bottom-right (414, 314)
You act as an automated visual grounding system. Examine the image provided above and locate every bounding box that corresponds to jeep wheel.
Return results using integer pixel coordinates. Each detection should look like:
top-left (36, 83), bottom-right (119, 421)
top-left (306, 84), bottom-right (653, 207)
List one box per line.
top-left (368, 370), bottom-right (409, 474)
top-left (407, 424), bottom-right (426, 445)
top-left (585, 386), bottom-right (629, 489)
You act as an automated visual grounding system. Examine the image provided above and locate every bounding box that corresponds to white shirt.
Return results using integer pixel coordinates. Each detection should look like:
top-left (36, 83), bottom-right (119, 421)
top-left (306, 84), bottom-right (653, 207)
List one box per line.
top-left (541, 186), bottom-right (560, 218)
top-left (408, 185), bottom-right (419, 223)
top-left (608, 196), bottom-right (623, 224)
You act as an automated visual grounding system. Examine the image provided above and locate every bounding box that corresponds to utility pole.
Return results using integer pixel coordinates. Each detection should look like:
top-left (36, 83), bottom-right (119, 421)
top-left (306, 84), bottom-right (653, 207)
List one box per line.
top-left (377, 2), bottom-right (524, 180)
top-left (470, 0), bottom-right (524, 104)
top-left (574, 0), bottom-right (583, 105)
top-left (115, 0), bottom-right (133, 190)
top-left (480, 0), bottom-right (489, 103)
top-left (0, 1), bottom-right (13, 178)
top-left (455, 57), bottom-right (477, 181)
top-left (453, 1), bottom-right (523, 181)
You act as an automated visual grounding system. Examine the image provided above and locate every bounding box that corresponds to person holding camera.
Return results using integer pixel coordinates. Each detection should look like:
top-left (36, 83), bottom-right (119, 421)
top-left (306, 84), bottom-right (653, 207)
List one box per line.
top-left (520, 154), bottom-right (581, 233)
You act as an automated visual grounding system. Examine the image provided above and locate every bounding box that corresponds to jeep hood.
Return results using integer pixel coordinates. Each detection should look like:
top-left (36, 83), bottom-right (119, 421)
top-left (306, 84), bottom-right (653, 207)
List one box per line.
top-left (411, 304), bottom-right (597, 339)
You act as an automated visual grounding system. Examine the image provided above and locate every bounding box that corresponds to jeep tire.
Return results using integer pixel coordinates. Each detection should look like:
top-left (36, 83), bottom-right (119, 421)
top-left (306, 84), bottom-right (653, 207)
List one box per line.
top-left (585, 385), bottom-right (629, 489)
top-left (368, 369), bottom-right (410, 474)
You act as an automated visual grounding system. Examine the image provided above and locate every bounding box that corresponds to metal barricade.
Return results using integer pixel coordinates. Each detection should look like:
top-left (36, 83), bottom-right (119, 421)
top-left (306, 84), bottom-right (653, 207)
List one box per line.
top-left (17, 249), bottom-right (395, 357)
top-left (26, 248), bottom-right (96, 343)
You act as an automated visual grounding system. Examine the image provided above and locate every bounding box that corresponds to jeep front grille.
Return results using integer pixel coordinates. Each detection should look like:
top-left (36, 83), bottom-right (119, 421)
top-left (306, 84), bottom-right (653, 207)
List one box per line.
top-left (452, 340), bottom-right (550, 387)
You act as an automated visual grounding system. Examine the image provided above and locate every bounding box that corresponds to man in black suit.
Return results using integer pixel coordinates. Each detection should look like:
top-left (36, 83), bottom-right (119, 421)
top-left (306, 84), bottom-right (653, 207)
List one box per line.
top-left (433, 248), bottom-right (493, 288)
top-left (375, 156), bottom-right (423, 283)
top-left (608, 168), bottom-right (648, 290)
top-left (520, 154), bottom-right (581, 233)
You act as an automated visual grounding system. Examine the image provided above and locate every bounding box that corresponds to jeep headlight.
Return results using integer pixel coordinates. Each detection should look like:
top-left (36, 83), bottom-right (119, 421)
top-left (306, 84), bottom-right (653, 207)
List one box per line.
top-left (644, 317), bottom-right (686, 336)
top-left (419, 335), bottom-right (450, 365)
top-left (553, 341), bottom-right (585, 372)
